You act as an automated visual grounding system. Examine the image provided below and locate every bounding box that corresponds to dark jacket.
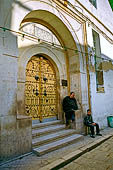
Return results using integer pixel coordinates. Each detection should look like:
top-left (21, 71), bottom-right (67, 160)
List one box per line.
top-left (62, 96), bottom-right (78, 113)
top-left (84, 114), bottom-right (94, 125)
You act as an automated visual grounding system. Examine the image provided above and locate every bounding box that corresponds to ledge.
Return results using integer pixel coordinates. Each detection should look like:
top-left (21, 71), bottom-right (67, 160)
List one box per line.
top-left (17, 114), bottom-right (32, 120)
top-left (39, 134), bottom-right (113, 170)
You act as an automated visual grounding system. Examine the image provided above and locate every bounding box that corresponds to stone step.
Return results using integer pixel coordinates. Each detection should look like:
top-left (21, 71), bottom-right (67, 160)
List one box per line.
top-left (32, 120), bottom-right (62, 130)
top-left (33, 134), bottom-right (83, 156)
top-left (32, 129), bottom-right (77, 147)
top-left (32, 124), bottom-right (65, 138)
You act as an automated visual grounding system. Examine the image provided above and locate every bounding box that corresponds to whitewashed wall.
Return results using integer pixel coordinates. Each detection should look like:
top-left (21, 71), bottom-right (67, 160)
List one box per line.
top-left (69, 0), bottom-right (113, 40)
top-left (0, 0), bottom-right (32, 161)
top-left (86, 23), bottom-right (113, 128)
top-left (0, 0), bottom-right (113, 161)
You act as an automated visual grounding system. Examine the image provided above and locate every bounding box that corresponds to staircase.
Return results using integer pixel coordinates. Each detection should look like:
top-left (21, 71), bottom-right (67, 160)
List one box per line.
top-left (32, 120), bottom-right (83, 156)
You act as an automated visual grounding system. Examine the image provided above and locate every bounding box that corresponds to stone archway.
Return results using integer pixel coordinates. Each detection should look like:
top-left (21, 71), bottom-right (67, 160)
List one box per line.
top-left (17, 7), bottom-right (82, 122)
top-left (17, 45), bottom-right (63, 121)
top-left (3, 0), bottom-right (85, 115)
top-left (18, 9), bottom-right (80, 87)
top-left (0, 1), bottom-right (87, 160)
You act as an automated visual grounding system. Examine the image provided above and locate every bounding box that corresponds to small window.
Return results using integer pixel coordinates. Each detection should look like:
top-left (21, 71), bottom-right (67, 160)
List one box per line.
top-left (92, 30), bottom-right (104, 92)
top-left (89, 0), bottom-right (97, 8)
top-left (95, 57), bottom-right (104, 92)
top-left (96, 70), bottom-right (104, 92)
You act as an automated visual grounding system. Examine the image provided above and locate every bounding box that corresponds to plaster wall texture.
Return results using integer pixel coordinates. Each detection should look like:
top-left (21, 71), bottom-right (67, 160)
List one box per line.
top-left (0, 34), bottom-right (18, 118)
top-left (0, 116), bottom-right (32, 162)
top-left (100, 35), bottom-right (113, 60)
top-left (0, 0), bottom-right (14, 27)
top-left (0, 1), bottom-right (32, 161)
top-left (70, 0), bottom-right (113, 39)
top-left (86, 23), bottom-right (113, 59)
top-left (90, 70), bottom-right (113, 128)
top-left (87, 24), bottom-right (113, 128)
top-left (69, 53), bottom-right (88, 113)
top-left (0, 0), bottom-right (113, 161)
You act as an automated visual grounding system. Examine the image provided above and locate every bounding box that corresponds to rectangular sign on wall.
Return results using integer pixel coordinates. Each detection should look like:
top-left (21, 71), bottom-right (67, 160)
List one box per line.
top-left (62, 79), bottom-right (68, 86)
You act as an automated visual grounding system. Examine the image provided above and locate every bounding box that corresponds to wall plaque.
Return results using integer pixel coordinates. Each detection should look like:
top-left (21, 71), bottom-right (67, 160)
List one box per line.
top-left (62, 79), bottom-right (68, 86)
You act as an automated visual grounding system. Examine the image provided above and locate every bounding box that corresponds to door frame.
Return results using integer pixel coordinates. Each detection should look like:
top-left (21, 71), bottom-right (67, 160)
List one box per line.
top-left (25, 54), bottom-right (60, 123)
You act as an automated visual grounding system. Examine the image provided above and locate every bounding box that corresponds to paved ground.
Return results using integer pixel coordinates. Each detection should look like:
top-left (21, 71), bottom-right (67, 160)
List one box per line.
top-left (60, 136), bottom-right (113, 170)
top-left (0, 127), bottom-right (113, 170)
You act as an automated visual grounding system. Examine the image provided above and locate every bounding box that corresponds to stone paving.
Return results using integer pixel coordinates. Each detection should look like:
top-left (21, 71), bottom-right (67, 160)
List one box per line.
top-left (0, 127), bottom-right (113, 170)
top-left (60, 136), bottom-right (113, 170)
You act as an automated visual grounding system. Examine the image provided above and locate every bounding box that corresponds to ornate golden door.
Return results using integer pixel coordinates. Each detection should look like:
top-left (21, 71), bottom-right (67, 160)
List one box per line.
top-left (25, 55), bottom-right (57, 122)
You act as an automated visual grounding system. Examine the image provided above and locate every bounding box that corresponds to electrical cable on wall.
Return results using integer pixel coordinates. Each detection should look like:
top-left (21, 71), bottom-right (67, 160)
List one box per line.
top-left (0, 26), bottom-right (113, 63)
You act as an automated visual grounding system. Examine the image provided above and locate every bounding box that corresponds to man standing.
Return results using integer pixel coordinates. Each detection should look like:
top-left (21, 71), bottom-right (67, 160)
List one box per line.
top-left (84, 109), bottom-right (102, 138)
top-left (62, 92), bottom-right (78, 129)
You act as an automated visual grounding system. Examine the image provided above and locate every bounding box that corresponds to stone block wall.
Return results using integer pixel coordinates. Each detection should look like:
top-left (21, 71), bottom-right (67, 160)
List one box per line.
top-left (75, 110), bottom-right (85, 133)
top-left (0, 115), bottom-right (32, 163)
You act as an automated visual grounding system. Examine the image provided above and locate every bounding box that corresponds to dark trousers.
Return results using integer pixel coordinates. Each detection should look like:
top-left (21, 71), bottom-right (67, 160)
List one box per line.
top-left (87, 123), bottom-right (100, 135)
top-left (65, 111), bottom-right (75, 126)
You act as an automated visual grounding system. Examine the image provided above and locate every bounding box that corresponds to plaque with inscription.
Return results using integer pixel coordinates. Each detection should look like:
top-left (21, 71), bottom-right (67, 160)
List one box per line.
top-left (62, 80), bottom-right (68, 86)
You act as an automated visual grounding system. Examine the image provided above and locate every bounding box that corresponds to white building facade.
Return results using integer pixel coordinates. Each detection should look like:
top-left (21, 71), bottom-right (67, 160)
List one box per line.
top-left (0, 0), bottom-right (113, 161)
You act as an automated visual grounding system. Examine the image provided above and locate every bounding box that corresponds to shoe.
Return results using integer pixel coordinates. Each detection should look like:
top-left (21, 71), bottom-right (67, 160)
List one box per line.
top-left (90, 135), bottom-right (95, 138)
top-left (96, 133), bottom-right (102, 136)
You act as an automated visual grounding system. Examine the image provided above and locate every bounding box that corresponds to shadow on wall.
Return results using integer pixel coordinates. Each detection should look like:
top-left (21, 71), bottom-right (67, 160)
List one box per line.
top-left (14, 0), bottom-right (32, 12)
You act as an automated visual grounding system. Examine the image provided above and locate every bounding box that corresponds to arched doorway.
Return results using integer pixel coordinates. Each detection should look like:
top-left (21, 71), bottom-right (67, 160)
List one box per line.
top-left (17, 9), bottom-right (82, 124)
top-left (25, 55), bottom-right (58, 122)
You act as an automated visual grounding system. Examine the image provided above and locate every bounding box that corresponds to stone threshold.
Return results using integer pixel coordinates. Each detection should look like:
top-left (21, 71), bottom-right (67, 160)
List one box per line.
top-left (39, 134), bottom-right (113, 170)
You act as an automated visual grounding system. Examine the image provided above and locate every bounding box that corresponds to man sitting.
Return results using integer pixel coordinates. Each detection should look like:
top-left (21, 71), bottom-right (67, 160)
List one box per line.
top-left (84, 109), bottom-right (102, 138)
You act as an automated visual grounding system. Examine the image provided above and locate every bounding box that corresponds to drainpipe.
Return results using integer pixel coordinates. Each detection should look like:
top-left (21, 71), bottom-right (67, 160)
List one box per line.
top-left (83, 23), bottom-right (91, 110)
top-left (65, 50), bottom-right (70, 95)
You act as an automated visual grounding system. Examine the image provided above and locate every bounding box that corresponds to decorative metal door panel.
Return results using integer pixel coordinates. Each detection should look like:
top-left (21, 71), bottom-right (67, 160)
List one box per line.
top-left (25, 56), bottom-right (57, 122)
